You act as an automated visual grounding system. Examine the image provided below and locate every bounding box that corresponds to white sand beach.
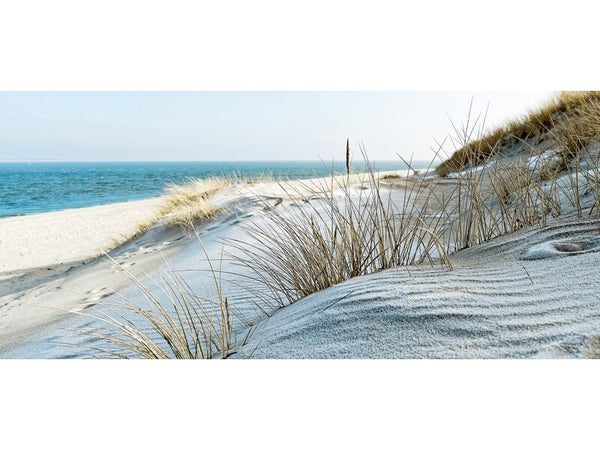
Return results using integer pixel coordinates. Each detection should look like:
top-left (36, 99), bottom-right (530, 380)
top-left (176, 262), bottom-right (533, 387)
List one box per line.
top-left (0, 197), bottom-right (164, 274)
top-left (0, 197), bottom-right (184, 348)
top-left (1, 164), bottom-right (599, 358)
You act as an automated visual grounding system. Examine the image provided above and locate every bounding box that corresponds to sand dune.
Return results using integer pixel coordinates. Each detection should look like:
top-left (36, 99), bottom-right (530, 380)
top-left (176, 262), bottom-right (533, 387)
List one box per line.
top-left (1, 170), bottom-right (599, 359)
top-left (233, 213), bottom-right (600, 358)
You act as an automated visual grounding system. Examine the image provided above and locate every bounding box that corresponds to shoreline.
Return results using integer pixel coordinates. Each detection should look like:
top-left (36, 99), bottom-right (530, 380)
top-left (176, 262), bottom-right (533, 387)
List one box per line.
top-left (0, 160), bottom-right (430, 219)
top-left (0, 194), bottom-right (165, 221)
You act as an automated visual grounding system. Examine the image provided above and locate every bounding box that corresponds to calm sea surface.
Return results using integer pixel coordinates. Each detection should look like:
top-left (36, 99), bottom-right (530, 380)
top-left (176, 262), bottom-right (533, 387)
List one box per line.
top-left (0, 161), bottom-right (431, 217)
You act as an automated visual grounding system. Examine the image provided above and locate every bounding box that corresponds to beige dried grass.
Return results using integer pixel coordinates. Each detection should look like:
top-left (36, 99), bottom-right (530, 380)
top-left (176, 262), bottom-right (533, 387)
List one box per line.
top-left (437, 91), bottom-right (600, 177)
top-left (159, 177), bottom-right (231, 230)
top-left (79, 242), bottom-right (233, 359)
top-left (228, 148), bottom-right (451, 306)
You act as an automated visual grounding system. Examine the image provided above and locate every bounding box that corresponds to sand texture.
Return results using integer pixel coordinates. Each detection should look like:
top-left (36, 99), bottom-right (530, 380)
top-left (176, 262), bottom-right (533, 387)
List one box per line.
top-left (233, 214), bottom-right (600, 358)
top-left (0, 197), bottom-right (188, 348)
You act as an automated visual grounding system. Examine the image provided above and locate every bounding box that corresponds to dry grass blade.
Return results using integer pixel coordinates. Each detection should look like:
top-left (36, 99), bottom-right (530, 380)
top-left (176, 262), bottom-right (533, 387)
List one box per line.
top-left (80, 244), bottom-right (234, 359)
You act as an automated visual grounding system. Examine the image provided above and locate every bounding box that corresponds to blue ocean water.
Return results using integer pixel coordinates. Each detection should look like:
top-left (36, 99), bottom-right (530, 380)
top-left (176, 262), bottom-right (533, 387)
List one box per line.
top-left (0, 160), bottom-right (432, 217)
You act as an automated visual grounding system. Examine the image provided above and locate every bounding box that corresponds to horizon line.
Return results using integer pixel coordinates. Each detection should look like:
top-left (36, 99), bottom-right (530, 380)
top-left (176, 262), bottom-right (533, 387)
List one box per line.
top-left (0, 159), bottom-right (431, 164)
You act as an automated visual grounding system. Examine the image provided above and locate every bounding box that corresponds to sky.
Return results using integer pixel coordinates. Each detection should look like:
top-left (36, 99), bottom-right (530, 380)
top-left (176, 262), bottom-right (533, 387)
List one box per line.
top-left (0, 91), bottom-right (555, 162)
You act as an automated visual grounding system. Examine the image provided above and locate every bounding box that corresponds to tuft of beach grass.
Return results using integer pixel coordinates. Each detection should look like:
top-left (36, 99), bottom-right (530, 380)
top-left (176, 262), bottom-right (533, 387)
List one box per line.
top-left (79, 241), bottom-right (234, 359)
top-left (228, 147), bottom-right (451, 306)
top-left (159, 177), bottom-right (232, 230)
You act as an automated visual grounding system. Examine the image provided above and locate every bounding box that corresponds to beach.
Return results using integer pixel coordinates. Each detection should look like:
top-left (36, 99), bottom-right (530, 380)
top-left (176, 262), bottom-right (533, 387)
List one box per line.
top-left (0, 196), bottom-right (189, 349)
top-left (2, 167), bottom-right (600, 358)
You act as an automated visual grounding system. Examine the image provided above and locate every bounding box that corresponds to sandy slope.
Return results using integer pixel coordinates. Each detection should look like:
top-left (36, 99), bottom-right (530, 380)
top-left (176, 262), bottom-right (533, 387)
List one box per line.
top-left (0, 198), bottom-right (164, 273)
top-left (0, 197), bottom-right (190, 348)
top-left (0, 198), bottom-right (164, 296)
top-left (233, 213), bottom-right (600, 358)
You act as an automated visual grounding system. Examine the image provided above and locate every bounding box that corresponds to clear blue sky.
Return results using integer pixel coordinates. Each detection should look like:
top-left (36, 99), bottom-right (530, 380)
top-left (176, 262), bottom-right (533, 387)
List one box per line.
top-left (0, 91), bottom-right (555, 162)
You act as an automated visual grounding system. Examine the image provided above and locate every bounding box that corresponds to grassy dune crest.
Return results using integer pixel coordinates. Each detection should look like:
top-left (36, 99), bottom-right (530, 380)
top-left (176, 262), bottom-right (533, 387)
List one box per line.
top-left (436, 91), bottom-right (600, 177)
top-left (230, 152), bottom-right (449, 306)
top-left (160, 177), bottom-right (232, 229)
top-left (133, 177), bottom-right (232, 235)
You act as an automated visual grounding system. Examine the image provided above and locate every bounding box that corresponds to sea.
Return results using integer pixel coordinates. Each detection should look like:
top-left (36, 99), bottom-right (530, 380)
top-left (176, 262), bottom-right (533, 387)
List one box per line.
top-left (0, 160), bottom-right (432, 218)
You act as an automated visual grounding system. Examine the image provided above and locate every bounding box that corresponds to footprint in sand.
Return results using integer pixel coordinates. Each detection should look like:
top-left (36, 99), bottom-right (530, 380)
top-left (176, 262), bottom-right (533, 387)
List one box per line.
top-left (229, 212), bottom-right (255, 226)
top-left (521, 236), bottom-right (600, 260)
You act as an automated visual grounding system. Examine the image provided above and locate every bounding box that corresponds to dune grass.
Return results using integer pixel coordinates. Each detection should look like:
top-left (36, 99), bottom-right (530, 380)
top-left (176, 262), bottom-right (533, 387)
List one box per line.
top-left (431, 100), bottom-right (600, 251)
top-left (158, 177), bottom-right (232, 230)
top-left (228, 148), bottom-right (451, 306)
top-left (134, 175), bottom-right (280, 234)
top-left (436, 91), bottom-right (600, 177)
top-left (125, 177), bottom-right (234, 237)
top-left (81, 244), bottom-right (234, 359)
top-left (379, 173), bottom-right (403, 180)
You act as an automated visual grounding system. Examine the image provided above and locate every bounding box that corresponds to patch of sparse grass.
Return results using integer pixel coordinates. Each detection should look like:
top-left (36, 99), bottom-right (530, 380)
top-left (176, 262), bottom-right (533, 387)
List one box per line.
top-left (380, 173), bottom-right (403, 180)
top-left (135, 217), bottom-right (158, 236)
top-left (81, 245), bottom-right (233, 359)
top-left (127, 177), bottom-right (233, 235)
